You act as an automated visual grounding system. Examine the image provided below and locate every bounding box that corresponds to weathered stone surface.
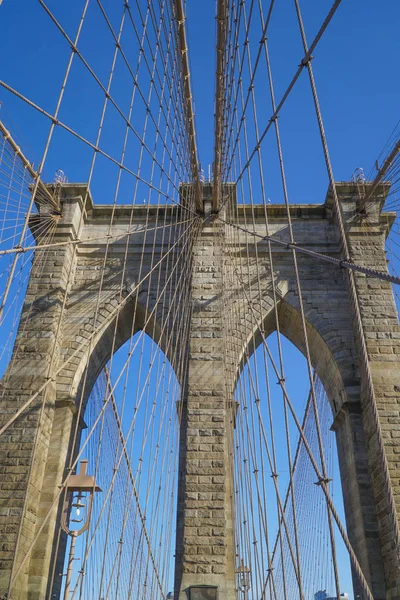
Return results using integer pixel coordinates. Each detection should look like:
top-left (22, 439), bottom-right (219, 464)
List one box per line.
top-left (0, 182), bottom-right (399, 600)
top-left (174, 212), bottom-right (236, 600)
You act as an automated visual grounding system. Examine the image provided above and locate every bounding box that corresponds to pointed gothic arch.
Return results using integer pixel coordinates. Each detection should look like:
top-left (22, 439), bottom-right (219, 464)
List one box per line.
top-left (232, 295), bottom-right (387, 598)
top-left (235, 297), bottom-right (353, 416)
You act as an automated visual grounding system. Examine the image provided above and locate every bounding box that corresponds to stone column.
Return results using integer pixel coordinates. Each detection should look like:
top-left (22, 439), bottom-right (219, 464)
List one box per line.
top-left (333, 404), bottom-right (386, 599)
top-left (0, 195), bottom-right (82, 599)
top-left (174, 214), bottom-right (236, 599)
top-left (336, 183), bottom-right (400, 600)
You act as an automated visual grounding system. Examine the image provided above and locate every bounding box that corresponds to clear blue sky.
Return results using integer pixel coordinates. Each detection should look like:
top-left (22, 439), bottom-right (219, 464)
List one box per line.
top-left (1, 0), bottom-right (399, 197)
top-left (186, 0), bottom-right (400, 200)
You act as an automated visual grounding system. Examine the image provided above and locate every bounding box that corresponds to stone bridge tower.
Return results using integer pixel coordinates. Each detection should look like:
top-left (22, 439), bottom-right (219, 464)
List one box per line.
top-left (0, 182), bottom-right (399, 600)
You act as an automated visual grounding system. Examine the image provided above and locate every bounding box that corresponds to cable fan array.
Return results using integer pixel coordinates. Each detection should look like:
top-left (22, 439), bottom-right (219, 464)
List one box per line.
top-left (234, 365), bottom-right (339, 599)
top-left (0, 123), bottom-right (60, 377)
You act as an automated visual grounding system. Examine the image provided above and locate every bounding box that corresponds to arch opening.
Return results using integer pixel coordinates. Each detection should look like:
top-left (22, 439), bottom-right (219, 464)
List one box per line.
top-left (235, 298), bottom-right (353, 417)
top-left (55, 330), bottom-right (180, 600)
top-left (66, 295), bottom-right (174, 418)
top-left (232, 323), bottom-right (355, 599)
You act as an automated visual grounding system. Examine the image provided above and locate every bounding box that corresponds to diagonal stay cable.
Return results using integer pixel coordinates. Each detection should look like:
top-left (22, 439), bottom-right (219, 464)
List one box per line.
top-left (261, 381), bottom-right (315, 596)
top-left (225, 0), bottom-right (343, 189)
top-left (218, 215), bottom-right (400, 285)
top-left (0, 216), bottom-right (195, 256)
top-left (229, 258), bottom-right (375, 600)
top-left (122, 0), bottom-right (193, 182)
top-left (292, 0), bottom-right (400, 566)
top-left (220, 0), bottom-right (276, 184)
top-left (0, 80), bottom-right (198, 216)
top-left (95, 0), bottom-right (197, 187)
top-left (0, 216), bottom-right (200, 438)
top-left (71, 208), bottom-right (198, 595)
top-left (8, 214), bottom-right (200, 595)
top-left (36, 0), bottom-right (192, 192)
top-left (0, 121), bottom-right (58, 209)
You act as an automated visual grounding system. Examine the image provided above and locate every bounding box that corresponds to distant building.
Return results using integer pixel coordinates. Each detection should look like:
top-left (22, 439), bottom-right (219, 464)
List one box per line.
top-left (314, 591), bottom-right (349, 600)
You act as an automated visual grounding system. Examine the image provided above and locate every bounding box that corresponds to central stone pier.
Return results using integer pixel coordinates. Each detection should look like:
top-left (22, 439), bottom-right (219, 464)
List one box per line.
top-left (174, 184), bottom-right (237, 599)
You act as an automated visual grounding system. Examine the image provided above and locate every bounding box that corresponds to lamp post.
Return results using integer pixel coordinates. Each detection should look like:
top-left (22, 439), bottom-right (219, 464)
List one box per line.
top-left (236, 559), bottom-right (251, 600)
top-left (60, 460), bottom-right (101, 600)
